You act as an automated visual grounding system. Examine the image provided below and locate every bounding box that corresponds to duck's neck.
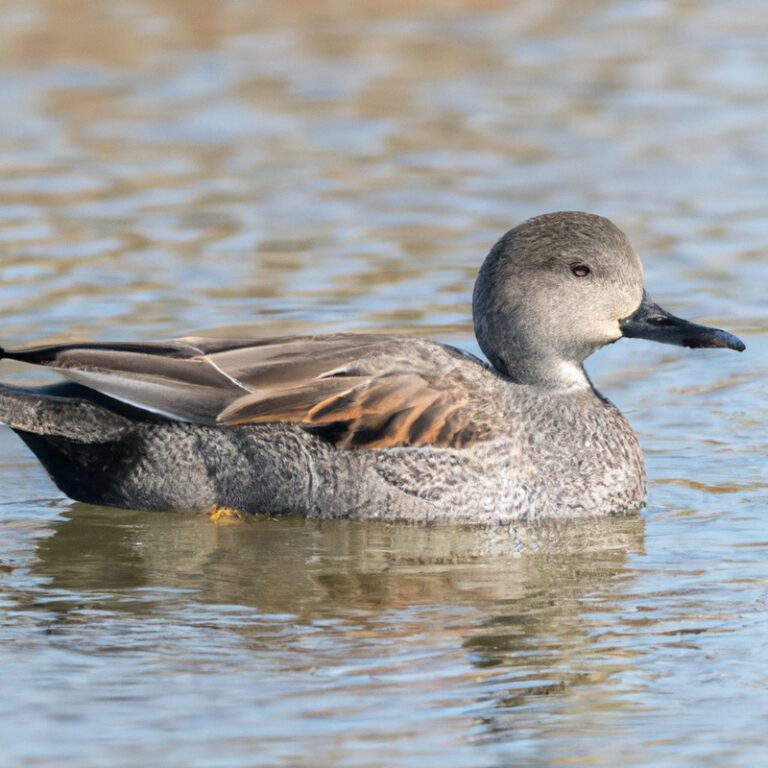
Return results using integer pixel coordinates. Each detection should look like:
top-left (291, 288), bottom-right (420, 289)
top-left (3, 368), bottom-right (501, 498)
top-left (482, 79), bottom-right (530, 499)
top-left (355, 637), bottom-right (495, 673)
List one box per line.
top-left (491, 347), bottom-right (591, 391)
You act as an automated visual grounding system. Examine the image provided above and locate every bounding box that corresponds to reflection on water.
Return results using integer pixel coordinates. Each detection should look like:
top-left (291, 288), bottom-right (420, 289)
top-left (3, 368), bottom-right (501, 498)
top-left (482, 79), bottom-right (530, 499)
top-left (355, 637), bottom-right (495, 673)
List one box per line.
top-left (32, 505), bottom-right (645, 615)
top-left (1, 0), bottom-right (768, 766)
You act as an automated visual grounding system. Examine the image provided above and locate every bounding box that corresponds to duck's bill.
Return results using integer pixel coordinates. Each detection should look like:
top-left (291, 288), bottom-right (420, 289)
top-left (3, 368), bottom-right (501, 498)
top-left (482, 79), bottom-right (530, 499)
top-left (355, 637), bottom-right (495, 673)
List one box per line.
top-left (620, 292), bottom-right (745, 351)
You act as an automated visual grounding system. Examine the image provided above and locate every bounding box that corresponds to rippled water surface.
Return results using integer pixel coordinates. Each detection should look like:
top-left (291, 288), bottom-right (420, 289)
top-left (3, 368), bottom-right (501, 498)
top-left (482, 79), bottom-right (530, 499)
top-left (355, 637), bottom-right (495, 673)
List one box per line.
top-left (1, 2), bottom-right (767, 766)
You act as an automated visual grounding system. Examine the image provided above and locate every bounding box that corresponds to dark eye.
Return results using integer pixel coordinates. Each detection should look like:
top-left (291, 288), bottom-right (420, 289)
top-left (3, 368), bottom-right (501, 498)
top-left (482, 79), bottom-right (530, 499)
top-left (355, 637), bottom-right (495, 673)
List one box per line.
top-left (570, 263), bottom-right (591, 278)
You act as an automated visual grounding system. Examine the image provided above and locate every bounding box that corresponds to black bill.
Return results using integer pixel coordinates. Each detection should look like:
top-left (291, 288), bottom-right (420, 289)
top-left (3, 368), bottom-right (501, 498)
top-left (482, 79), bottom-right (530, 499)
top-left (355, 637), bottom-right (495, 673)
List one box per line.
top-left (620, 292), bottom-right (745, 351)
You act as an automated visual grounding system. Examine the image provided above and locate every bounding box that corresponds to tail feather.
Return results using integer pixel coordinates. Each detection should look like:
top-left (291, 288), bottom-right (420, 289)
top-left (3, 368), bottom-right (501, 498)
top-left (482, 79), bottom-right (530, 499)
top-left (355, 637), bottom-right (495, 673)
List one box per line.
top-left (0, 385), bottom-right (132, 443)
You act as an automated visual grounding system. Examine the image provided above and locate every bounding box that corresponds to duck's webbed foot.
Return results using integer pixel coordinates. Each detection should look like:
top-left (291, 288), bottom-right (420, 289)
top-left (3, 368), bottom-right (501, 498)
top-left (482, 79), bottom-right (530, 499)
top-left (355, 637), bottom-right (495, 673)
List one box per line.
top-left (208, 505), bottom-right (247, 525)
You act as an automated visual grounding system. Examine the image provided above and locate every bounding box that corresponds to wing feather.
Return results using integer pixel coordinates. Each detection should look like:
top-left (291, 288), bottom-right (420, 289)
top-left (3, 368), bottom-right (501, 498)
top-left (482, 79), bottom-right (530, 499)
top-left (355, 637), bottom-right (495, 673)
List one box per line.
top-left (3, 333), bottom-right (496, 448)
top-left (218, 369), bottom-right (491, 449)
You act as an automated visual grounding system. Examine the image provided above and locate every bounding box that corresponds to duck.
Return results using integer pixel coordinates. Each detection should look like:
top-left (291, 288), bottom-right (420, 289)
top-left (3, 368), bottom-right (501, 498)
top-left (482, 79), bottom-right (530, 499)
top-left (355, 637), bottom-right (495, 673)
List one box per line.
top-left (0, 211), bottom-right (744, 524)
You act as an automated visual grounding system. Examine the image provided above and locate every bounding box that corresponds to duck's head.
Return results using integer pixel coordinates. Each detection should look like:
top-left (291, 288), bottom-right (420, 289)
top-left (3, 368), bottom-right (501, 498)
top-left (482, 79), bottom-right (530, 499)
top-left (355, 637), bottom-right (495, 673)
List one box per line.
top-left (473, 211), bottom-right (744, 388)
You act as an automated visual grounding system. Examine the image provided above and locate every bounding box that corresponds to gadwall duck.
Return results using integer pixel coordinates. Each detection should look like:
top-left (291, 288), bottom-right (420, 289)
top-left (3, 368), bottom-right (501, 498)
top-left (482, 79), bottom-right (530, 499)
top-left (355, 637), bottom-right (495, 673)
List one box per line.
top-left (0, 212), bottom-right (744, 524)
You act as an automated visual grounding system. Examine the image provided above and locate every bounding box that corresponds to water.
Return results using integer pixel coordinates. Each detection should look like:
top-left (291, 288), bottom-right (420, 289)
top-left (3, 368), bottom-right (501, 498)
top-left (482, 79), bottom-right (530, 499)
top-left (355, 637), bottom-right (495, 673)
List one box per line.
top-left (0, 1), bottom-right (767, 765)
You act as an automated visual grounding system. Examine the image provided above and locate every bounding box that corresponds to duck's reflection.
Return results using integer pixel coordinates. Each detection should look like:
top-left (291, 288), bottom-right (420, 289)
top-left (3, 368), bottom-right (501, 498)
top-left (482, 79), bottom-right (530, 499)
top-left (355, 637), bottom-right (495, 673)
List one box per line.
top-left (29, 506), bottom-right (645, 736)
top-left (32, 505), bottom-right (643, 617)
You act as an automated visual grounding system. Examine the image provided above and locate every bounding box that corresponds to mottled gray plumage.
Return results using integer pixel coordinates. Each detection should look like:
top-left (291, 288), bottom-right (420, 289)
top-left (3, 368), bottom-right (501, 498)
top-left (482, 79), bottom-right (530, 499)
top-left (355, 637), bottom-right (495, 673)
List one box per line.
top-left (0, 212), bottom-right (744, 524)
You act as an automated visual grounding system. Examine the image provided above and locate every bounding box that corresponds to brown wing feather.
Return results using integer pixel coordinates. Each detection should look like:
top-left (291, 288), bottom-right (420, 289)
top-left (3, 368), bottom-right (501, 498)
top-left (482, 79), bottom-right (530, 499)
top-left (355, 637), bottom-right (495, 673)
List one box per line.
top-left (216, 377), bottom-right (367, 423)
top-left (218, 370), bottom-right (493, 450)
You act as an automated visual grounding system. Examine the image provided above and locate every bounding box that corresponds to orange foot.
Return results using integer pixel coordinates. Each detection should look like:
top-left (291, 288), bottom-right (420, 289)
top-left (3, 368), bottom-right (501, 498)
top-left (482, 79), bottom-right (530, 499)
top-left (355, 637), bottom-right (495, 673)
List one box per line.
top-left (208, 505), bottom-right (247, 525)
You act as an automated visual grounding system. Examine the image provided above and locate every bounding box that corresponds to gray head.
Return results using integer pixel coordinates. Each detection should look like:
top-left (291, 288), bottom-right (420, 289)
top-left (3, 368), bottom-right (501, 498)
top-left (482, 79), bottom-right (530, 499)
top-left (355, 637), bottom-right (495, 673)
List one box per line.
top-left (473, 211), bottom-right (744, 388)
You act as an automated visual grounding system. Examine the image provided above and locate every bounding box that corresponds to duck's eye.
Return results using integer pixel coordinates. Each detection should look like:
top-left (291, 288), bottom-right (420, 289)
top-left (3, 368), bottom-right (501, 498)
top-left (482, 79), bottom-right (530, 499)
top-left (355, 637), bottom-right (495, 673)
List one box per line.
top-left (570, 263), bottom-right (591, 278)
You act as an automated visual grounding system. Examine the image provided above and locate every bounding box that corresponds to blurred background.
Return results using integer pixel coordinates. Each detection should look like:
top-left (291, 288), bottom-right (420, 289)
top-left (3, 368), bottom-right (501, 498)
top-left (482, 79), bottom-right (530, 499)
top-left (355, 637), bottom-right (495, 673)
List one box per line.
top-left (0, 0), bottom-right (763, 346)
top-left (0, 2), bottom-right (767, 767)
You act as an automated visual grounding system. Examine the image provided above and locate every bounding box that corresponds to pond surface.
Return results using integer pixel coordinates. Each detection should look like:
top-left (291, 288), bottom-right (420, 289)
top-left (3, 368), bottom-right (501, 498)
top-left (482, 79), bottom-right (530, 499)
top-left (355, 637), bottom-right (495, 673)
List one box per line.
top-left (0, 1), bottom-right (767, 766)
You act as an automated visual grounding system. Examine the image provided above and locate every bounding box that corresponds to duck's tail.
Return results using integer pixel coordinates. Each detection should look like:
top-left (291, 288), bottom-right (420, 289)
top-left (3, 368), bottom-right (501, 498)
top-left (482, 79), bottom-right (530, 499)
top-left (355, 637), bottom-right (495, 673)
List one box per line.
top-left (0, 383), bottom-right (145, 505)
top-left (0, 384), bottom-right (131, 443)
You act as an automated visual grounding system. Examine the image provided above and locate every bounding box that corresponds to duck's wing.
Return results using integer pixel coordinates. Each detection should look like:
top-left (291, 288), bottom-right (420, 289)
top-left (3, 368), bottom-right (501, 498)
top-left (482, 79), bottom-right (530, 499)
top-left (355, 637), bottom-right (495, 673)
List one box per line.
top-left (1, 334), bottom-right (497, 448)
top-left (215, 338), bottom-right (496, 449)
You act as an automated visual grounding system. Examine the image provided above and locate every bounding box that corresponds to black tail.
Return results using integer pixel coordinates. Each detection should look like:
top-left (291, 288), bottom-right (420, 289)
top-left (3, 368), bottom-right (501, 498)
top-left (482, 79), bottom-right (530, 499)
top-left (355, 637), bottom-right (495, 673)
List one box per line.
top-left (0, 383), bottom-right (156, 507)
